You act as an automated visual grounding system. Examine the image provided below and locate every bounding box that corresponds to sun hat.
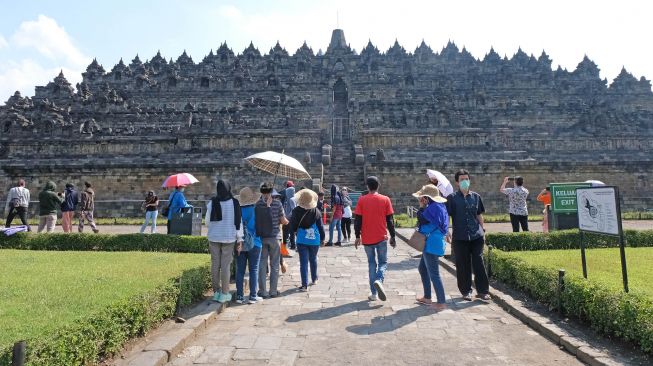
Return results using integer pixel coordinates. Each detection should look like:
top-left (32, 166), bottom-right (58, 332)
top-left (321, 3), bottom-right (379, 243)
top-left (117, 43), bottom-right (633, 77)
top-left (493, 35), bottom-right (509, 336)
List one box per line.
top-left (237, 187), bottom-right (259, 206)
top-left (412, 184), bottom-right (447, 203)
top-left (294, 189), bottom-right (318, 210)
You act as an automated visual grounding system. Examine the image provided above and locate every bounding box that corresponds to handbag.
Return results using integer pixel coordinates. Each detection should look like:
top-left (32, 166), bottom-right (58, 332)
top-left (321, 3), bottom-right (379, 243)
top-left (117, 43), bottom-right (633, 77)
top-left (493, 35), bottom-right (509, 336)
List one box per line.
top-left (407, 230), bottom-right (427, 252)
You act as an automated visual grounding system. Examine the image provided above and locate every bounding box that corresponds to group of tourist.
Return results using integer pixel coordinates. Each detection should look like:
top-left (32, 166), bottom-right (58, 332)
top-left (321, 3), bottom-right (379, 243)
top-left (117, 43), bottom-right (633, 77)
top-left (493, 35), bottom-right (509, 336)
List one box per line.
top-left (4, 180), bottom-right (98, 233)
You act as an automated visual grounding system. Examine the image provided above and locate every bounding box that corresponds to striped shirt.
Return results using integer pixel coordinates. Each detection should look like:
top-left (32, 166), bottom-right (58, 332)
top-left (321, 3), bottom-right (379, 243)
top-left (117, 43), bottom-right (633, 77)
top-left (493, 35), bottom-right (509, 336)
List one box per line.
top-left (205, 199), bottom-right (244, 243)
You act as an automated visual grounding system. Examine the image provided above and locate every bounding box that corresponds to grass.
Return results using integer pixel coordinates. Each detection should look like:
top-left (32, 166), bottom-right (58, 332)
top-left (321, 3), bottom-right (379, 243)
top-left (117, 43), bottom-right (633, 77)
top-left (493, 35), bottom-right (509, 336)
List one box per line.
top-left (498, 247), bottom-right (653, 298)
top-left (0, 249), bottom-right (210, 348)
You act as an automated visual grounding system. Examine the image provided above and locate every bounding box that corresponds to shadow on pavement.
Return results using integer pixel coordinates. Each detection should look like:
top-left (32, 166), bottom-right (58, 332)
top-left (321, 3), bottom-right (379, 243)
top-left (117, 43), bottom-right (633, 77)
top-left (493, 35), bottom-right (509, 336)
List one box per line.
top-left (286, 300), bottom-right (382, 322)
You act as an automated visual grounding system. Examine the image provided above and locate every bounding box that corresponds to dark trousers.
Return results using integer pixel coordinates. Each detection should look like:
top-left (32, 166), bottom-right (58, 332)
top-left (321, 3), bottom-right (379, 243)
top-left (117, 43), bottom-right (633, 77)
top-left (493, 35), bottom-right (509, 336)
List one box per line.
top-left (341, 217), bottom-right (352, 240)
top-left (453, 237), bottom-right (489, 296)
top-left (282, 224), bottom-right (296, 249)
top-left (5, 206), bottom-right (29, 228)
top-left (509, 213), bottom-right (529, 232)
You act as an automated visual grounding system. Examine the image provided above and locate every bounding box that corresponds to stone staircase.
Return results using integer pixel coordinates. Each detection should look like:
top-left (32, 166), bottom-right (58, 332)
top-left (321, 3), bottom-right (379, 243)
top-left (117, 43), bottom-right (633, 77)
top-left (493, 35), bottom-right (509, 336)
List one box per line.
top-left (321, 142), bottom-right (366, 193)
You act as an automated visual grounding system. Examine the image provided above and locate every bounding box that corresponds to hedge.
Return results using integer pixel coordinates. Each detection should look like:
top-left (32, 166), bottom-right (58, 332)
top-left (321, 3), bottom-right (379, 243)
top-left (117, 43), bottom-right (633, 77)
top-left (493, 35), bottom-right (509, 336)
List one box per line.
top-left (0, 233), bottom-right (209, 253)
top-left (0, 265), bottom-right (210, 366)
top-left (486, 229), bottom-right (653, 252)
top-left (489, 249), bottom-right (653, 354)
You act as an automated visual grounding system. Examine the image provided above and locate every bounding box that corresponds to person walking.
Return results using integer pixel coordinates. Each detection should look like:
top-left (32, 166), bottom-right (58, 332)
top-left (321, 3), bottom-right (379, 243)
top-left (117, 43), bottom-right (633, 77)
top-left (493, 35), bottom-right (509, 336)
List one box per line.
top-left (500, 176), bottom-right (529, 232)
top-left (341, 187), bottom-right (353, 244)
top-left (140, 190), bottom-right (159, 233)
top-left (166, 186), bottom-right (191, 234)
top-left (281, 182), bottom-right (297, 253)
top-left (235, 187), bottom-right (263, 304)
top-left (4, 179), bottom-right (30, 230)
top-left (78, 181), bottom-right (99, 233)
top-left (446, 169), bottom-right (490, 301)
top-left (413, 185), bottom-right (449, 311)
top-left (256, 182), bottom-right (288, 298)
top-left (354, 176), bottom-right (396, 301)
top-left (38, 181), bottom-right (63, 233)
top-left (205, 179), bottom-right (243, 303)
top-left (327, 184), bottom-right (343, 246)
top-left (60, 183), bottom-right (79, 233)
top-left (290, 189), bottom-right (325, 291)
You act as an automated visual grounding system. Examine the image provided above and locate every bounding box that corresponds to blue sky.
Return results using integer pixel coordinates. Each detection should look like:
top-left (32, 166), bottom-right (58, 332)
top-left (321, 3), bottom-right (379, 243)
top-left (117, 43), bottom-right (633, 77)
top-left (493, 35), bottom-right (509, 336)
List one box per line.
top-left (1, 0), bottom-right (652, 102)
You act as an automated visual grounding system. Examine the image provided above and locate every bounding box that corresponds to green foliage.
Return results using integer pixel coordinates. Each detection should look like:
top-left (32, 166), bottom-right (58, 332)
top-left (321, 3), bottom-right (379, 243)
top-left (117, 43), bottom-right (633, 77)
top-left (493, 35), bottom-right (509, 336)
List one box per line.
top-left (486, 229), bottom-right (653, 251)
top-left (488, 249), bottom-right (653, 354)
top-left (0, 233), bottom-right (209, 253)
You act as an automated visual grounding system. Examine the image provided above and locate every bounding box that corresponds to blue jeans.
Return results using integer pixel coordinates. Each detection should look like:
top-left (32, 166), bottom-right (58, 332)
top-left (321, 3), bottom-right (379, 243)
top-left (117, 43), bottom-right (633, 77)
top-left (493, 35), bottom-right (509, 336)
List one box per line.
top-left (297, 244), bottom-right (320, 287)
top-left (328, 219), bottom-right (342, 243)
top-left (236, 246), bottom-right (261, 298)
top-left (364, 241), bottom-right (388, 295)
top-left (140, 210), bottom-right (158, 233)
top-left (418, 252), bottom-right (446, 304)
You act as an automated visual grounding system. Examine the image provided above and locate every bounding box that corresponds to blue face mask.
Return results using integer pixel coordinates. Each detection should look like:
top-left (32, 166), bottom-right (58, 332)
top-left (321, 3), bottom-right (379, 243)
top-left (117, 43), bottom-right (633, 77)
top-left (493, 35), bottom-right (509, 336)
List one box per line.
top-left (460, 179), bottom-right (470, 190)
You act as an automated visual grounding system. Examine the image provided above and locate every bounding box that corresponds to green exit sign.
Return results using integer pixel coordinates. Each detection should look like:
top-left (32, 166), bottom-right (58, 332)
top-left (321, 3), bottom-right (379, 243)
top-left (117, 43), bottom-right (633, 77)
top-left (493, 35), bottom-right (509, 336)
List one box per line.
top-left (550, 182), bottom-right (592, 213)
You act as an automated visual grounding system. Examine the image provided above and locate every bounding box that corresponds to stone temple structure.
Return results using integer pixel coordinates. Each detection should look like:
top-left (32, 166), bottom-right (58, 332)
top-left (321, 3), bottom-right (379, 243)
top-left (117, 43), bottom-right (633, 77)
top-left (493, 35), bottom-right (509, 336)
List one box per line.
top-left (1, 29), bottom-right (652, 216)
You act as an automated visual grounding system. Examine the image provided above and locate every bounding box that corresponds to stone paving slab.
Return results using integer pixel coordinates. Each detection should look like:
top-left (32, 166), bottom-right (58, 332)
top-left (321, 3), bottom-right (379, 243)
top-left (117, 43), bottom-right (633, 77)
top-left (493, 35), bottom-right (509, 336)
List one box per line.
top-left (167, 237), bottom-right (584, 365)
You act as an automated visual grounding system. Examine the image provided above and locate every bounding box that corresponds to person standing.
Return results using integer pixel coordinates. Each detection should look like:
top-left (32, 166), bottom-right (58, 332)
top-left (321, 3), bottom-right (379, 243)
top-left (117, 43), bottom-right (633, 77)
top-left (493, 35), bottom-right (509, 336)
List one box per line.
top-left (446, 169), bottom-right (490, 301)
top-left (60, 183), bottom-right (79, 233)
top-left (537, 187), bottom-right (551, 233)
top-left (354, 176), bottom-right (396, 302)
top-left (140, 190), bottom-right (159, 233)
top-left (281, 182), bottom-right (297, 252)
top-left (78, 181), bottom-right (99, 233)
top-left (166, 186), bottom-right (191, 234)
top-left (4, 179), bottom-right (30, 230)
top-left (290, 189), bottom-right (325, 291)
top-left (205, 179), bottom-right (243, 303)
top-left (236, 187), bottom-right (263, 304)
top-left (500, 176), bottom-right (529, 232)
top-left (38, 181), bottom-right (63, 233)
top-left (327, 184), bottom-right (343, 246)
top-left (413, 185), bottom-right (448, 311)
top-left (341, 187), bottom-right (353, 244)
top-left (256, 182), bottom-right (288, 298)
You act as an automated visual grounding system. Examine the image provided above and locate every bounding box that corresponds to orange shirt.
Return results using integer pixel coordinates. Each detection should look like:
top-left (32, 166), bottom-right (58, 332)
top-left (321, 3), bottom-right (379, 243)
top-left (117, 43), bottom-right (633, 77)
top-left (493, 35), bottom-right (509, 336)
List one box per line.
top-left (537, 191), bottom-right (551, 206)
top-left (354, 192), bottom-right (394, 245)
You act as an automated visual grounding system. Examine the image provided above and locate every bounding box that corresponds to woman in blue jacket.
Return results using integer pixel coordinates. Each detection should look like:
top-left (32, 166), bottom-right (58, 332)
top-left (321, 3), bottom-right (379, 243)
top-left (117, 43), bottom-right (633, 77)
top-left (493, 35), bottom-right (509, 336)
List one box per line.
top-left (166, 186), bottom-right (191, 233)
top-left (413, 185), bottom-right (448, 310)
top-left (290, 189), bottom-right (325, 291)
top-left (235, 187), bottom-right (263, 304)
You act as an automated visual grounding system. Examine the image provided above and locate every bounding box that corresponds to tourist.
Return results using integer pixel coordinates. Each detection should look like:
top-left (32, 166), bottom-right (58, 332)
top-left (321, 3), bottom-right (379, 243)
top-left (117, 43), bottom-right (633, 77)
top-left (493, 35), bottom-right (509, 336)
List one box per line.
top-left (166, 185), bottom-right (191, 234)
top-left (38, 181), bottom-right (63, 233)
top-left (500, 176), bottom-right (529, 232)
top-left (413, 185), bottom-right (449, 311)
top-left (281, 181), bottom-right (297, 252)
top-left (354, 176), bottom-right (396, 301)
top-left (446, 169), bottom-right (490, 301)
top-left (290, 189), bottom-right (325, 291)
top-left (205, 179), bottom-right (243, 303)
top-left (326, 184), bottom-right (343, 246)
top-left (140, 190), bottom-right (159, 234)
top-left (537, 187), bottom-right (551, 233)
top-left (78, 181), bottom-right (99, 233)
top-left (235, 187), bottom-right (263, 304)
top-left (4, 179), bottom-right (30, 230)
top-left (256, 182), bottom-right (288, 298)
top-left (272, 189), bottom-right (290, 270)
top-left (60, 183), bottom-right (79, 233)
top-left (341, 187), bottom-right (353, 244)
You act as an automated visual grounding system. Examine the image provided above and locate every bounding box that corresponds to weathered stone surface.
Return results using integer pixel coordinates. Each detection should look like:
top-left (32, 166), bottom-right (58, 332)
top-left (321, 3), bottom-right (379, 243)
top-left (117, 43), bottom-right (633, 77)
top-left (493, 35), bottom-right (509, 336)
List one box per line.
top-left (126, 350), bottom-right (168, 366)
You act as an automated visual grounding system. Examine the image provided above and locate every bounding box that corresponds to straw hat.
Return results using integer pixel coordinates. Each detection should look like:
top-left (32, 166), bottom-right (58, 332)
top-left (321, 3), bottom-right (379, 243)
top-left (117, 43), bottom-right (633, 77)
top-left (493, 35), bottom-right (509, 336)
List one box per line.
top-left (412, 184), bottom-right (447, 203)
top-left (294, 189), bottom-right (318, 210)
top-left (237, 187), bottom-right (259, 206)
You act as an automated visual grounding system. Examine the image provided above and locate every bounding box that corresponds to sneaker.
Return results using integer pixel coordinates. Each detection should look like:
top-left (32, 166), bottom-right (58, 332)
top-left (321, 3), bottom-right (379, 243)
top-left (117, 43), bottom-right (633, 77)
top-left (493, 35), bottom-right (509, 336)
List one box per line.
top-left (248, 295), bottom-right (263, 304)
top-left (236, 295), bottom-right (245, 304)
top-left (299, 286), bottom-right (308, 292)
top-left (476, 293), bottom-right (491, 301)
top-left (368, 294), bottom-right (378, 301)
top-left (270, 292), bottom-right (279, 298)
top-left (373, 280), bottom-right (387, 301)
top-left (219, 292), bottom-right (232, 303)
top-left (462, 293), bottom-right (473, 301)
top-left (212, 292), bottom-right (222, 302)
top-left (92, 228), bottom-right (99, 234)
top-left (325, 242), bottom-right (333, 247)
top-left (310, 279), bottom-right (318, 286)
top-left (335, 242), bottom-right (342, 247)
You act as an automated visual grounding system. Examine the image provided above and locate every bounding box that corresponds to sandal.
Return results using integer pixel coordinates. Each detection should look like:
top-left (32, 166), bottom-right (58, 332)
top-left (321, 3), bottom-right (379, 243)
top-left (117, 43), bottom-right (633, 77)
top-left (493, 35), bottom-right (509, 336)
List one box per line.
top-left (416, 297), bottom-right (432, 305)
top-left (462, 293), bottom-right (473, 301)
top-left (476, 293), bottom-right (491, 301)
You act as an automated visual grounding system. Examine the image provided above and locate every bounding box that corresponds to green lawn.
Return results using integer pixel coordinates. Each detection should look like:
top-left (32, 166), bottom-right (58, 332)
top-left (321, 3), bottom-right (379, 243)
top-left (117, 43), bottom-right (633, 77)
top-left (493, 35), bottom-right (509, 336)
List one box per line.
top-left (502, 247), bottom-right (653, 298)
top-left (0, 250), bottom-right (209, 347)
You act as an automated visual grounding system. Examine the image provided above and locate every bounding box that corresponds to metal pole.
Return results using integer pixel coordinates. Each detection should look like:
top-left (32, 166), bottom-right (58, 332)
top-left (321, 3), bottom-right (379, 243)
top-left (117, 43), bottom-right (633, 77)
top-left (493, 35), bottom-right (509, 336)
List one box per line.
top-left (12, 341), bottom-right (26, 366)
top-left (557, 269), bottom-right (565, 315)
top-left (272, 149), bottom-right (284, 189)
top-left (615, 187), bottom-right (629, 293)
top-left (580, 230), bottom-right (588, 279)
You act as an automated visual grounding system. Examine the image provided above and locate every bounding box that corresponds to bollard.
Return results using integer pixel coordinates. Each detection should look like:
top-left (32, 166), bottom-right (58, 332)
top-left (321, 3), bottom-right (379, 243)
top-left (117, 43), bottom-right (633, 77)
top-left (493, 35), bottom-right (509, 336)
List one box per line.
top-left (557, 269), bottom-right (565, 315)
top-left (12, 341), bottom-right (26, 366)
top-left (487, 245), bottom-right (493, 278)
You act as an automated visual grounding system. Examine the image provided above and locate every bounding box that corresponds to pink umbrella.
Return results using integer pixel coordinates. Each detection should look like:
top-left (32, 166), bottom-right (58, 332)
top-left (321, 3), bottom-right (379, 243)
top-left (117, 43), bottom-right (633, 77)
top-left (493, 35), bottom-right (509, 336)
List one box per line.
top-left (162, 173), bottom-right (199, 188)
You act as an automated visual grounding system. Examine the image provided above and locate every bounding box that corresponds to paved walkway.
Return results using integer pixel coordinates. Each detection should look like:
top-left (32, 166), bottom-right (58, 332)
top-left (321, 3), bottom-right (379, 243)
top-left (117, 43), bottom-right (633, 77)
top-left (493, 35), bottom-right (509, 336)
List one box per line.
top-left (167, 238), bottom-right (582, 365)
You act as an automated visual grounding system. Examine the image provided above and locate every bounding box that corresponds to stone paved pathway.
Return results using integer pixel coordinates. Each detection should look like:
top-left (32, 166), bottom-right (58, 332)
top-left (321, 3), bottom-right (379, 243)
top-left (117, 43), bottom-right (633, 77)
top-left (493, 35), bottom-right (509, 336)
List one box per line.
top-left (168, 238), bottom-right (582, 365)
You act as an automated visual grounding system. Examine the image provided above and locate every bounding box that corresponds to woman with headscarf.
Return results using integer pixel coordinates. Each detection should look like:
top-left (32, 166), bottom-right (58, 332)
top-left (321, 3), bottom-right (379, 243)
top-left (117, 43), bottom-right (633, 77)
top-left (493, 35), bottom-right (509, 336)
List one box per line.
top-left (205, 179), bottom-right (243, 303)
top-left (326, 184), bottom-right (343, 246)
top-left (140, 190), bottom-right (159, 233)
top-left (340, 187), bottom-right (353, 243)
top-left (290, 189), bottom-right (325, 291)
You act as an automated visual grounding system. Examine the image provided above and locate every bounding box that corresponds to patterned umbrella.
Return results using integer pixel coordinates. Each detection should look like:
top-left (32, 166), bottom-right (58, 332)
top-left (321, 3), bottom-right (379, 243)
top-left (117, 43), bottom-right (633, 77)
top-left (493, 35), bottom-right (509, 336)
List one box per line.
top-left (426, 169), bottom-right (454, 197)
top-left (162, 173), bottom-right (199, 188)
top-left (244, 151), bottom-right (311, 180)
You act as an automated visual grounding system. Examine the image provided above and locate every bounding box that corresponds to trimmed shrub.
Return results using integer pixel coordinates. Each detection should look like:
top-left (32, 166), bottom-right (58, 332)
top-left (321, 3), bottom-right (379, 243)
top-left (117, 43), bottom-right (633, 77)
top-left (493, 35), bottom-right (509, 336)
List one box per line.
top-left (488, 249), bottom-right (653, 354)
top-left (486, 229), bottom-right (653, 252)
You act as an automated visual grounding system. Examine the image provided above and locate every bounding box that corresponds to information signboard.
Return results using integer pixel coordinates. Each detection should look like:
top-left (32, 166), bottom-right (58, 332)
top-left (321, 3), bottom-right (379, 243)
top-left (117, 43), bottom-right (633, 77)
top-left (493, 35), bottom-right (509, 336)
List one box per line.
top-left (576, 187), bottom-right (620, 236)
top-left (550, 182), bottom-right (591, 213)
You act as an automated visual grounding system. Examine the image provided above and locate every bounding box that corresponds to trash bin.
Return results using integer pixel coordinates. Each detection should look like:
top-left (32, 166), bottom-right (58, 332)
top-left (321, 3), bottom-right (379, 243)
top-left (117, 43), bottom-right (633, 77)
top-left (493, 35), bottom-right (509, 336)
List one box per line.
top-left (169, 207), bottom-right (203, 236)
top-left (550, 212), bottom-right (579, 231)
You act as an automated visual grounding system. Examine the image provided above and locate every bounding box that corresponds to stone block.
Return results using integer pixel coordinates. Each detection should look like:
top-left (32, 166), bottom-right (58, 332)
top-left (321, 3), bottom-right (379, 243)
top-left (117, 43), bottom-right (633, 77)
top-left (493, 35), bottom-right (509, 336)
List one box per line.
top-left (126, 351), bottom-right (168, 366)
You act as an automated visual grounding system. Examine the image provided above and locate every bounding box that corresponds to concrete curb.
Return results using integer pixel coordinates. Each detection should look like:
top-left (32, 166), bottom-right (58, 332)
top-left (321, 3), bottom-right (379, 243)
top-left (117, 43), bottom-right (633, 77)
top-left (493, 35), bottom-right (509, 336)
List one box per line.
top-left (394, 231), bottom-right (620, 366)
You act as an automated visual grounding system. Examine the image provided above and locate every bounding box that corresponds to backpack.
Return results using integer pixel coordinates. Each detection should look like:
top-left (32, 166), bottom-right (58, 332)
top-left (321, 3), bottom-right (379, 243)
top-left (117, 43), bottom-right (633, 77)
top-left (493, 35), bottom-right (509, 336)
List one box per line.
top-left (9, 187), bottom-right (23, 208)
top-left (254, 203), bottom-right (274, 238)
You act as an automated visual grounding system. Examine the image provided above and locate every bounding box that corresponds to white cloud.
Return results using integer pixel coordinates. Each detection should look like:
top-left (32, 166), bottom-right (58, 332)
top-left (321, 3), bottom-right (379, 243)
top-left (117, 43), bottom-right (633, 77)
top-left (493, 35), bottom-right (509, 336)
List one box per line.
top-left (0, 35), bottom-right (8, 50)
top-left (218, 5), bottom-right (243, 21)
top-left (0, 60), bottom-right (82, 102)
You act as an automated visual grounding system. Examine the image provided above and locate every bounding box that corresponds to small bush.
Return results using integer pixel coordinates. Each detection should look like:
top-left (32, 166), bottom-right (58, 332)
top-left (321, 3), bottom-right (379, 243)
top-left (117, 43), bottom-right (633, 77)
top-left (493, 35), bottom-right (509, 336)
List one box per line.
top-left (486, 229), bottom-right (653, 252)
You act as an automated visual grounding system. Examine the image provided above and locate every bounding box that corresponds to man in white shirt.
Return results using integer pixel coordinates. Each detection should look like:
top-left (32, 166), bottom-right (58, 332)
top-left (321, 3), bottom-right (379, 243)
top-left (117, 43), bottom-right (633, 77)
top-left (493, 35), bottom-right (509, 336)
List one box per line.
top-left (5, 179), bottom-right (31, 230)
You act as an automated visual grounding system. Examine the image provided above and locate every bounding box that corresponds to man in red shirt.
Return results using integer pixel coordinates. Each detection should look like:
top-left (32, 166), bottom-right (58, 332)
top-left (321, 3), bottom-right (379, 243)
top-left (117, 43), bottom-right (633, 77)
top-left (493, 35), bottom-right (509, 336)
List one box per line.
top-left (354, 176), bottom-right (396, 301)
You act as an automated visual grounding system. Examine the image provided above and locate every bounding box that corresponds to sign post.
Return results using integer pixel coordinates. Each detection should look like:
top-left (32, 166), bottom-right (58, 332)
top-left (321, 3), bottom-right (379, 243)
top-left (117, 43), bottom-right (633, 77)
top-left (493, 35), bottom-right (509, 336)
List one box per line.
top-left (550, 182), bottom-right (591, 230)
top-left (575, 186), bottom-right (628, 292)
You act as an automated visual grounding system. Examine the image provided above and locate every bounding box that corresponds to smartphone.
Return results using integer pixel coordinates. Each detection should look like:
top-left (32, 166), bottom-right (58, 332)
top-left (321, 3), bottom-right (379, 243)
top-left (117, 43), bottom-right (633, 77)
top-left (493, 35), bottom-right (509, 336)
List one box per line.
top-left (507, 177), bottom-right (515, 181)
